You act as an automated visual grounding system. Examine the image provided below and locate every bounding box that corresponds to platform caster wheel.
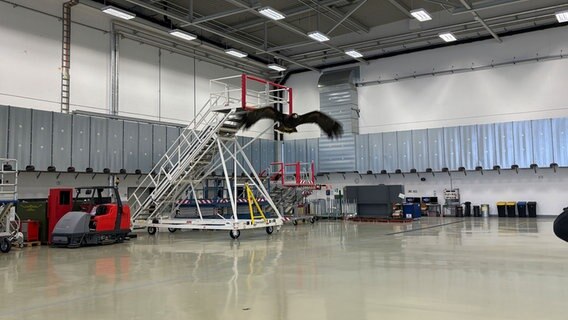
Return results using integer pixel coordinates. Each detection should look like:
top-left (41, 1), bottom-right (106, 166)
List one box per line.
top-left (147, 227), bottom-right (157, 235)
top-left (0, 238), bottom-right (12, 253)
top-left (168, 228), bottom-right (178, 233)
top-left (310, 217), bottom-right (316, 224)
top-left (293, 220), bottom-right (298, 225)
top-left (266, 226), bottom-right (274, 234)
top-left (230, 230), bottom-right (241, 239)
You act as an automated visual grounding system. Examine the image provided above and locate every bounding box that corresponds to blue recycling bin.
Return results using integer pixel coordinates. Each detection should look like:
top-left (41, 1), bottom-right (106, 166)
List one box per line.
top-left (403, 203), bottom-right (421, 219)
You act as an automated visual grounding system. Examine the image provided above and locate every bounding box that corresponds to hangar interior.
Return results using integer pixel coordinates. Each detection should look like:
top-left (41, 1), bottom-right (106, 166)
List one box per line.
top-left (1, 0), bottom-right (568, 319)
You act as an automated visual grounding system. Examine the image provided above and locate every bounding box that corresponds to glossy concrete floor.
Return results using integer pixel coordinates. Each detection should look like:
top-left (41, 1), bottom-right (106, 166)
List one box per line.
top-left (1, 217), bottom-right (567, 320)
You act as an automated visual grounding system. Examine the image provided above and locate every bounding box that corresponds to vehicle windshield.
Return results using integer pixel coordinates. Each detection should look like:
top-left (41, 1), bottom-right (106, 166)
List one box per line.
top-left (74, 188), bottom-right (115, 212)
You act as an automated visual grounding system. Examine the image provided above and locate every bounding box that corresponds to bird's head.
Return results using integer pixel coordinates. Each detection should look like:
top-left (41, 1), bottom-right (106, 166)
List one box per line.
top-left (290, 113), bottom-right (299, 119)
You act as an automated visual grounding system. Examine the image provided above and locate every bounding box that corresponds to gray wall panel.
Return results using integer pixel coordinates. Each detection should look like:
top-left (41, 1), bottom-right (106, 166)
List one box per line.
top-left (295, 139), bottom-right (307, 163)
top-left (31, 110), bottom-right (53, 170)
top-left (166, 126), bottom-right (180, 165)
top-left (552, 118), bottom-right (568, 166)
top-left (107, 119), bottom-right (123, 172)
top-left (306, 138), bottom-right (318, 173)
top-left (368, 133), bottom-right (383, 173)
top-left (283, 140), bottom-right (295, 164)
top-left (397, 131), bottom-right (413, 171)
top-left (355, 134), bottom-right (369, 173)
top-left (382, 132), bottom-right (397, 172)
top-left (90, 117), bottom-right (108, 171)
top-left (460, 125), bottom-right (478, 170)
top-left (138, 123), bottom-right (153, 173)
top-left (494, 122), bottom-right (514, 168)
top-left (251, 139), bottom-right (261, 172)
top-left (152, 125), bottom-right (167, 167)
top-left (8, 107), bottom-right (32, 166)
top-left (0, 106), bottom-right (8, 158)
top-left (513, 120), bottom-right (532, 168)
top-left (412, 129), bottom-right (428, 171)
top-left (427, 128), bottom-right (444, 171)
top-left (123, 121), bottom-right (139, 172)
top-left (318, 135), bottom-right (356, 172)
top-left (72, 115), bottom-right (90, 171)
top-left (443, 127), bottom-right (461, 170)
top-left (477, 124), bottom-right (495, 169)
top-left (52, 113), bottom-right (72, 170)
top-left (531, 119), bottom-right (553, 167)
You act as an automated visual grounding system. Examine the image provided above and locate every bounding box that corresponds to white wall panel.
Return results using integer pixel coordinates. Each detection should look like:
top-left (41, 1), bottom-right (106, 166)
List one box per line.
top-left (70, 24), bottom-right (109, 113)
top-left (160, 51), bottom-right (195, 123)
top-left (0, 2), bottom-right (60, 111)
top-left (284, 71), bottom-right (321, 139)
top-left (118, 39), bottom-right (159, 120)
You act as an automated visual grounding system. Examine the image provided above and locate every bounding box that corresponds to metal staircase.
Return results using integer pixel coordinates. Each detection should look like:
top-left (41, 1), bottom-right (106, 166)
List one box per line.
top-left (129, 99), bottom-right (243, 224)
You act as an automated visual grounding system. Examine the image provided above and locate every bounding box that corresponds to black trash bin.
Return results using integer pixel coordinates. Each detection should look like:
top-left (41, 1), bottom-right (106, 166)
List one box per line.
top-left (517, 201), bottom-right (527, 218)
top-left (464, 202), bottom-right (472, 217)
top-left (497, 202), bottom-right (507, 217)
top-left (528, 202), bottom-right (537, 217)
top-left (506, 202), bottom-right (516, 217)
top-left (456, 206), bottom-right (464, 217)
top-left (473, 205), bottom-right (481, 217)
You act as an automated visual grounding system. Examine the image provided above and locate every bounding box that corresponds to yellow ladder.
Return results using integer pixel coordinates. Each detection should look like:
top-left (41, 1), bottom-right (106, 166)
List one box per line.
top-left (245, 183), bottom-right (267, 224)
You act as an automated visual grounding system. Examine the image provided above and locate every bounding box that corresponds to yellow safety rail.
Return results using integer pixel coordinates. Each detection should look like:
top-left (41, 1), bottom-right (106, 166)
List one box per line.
top-left (245, 183), bottom-right (267, 224)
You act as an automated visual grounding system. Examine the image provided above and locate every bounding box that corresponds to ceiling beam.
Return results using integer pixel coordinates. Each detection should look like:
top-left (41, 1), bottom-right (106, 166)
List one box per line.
top-left (452, 0), bottom-right (529, 14)
top-left (303, 0), bottom-right (370, 34)
top-left (180, 7), bottom-right (253, 26)
top-left (459, 0), bottom-right (502, 42)
top-left (326, 0), bottom-right (368, 34)
top-left (385, 0), bottom-right (413, 18)
top-left (223, 0), bottom-right (367, 64)
top-left (121, 0), bottom-right (320, 71)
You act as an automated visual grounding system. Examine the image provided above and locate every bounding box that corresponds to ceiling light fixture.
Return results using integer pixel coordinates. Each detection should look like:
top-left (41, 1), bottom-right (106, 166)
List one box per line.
top-left (556, 10), bottom-right (568, 23)
top-left (169, 29), bottom-right (197, 41)
top-left (410, 8), bottom-right (432, 22)
top-left (439, 32), bottom-right (457, 42)
top-left (307, 31), bottom-right (330, 42)
top-left (224, 48), bottom-right (248, 58)
top-left (258, 7), bottom-right (286, 21)
top-left (268, 64), bottom-right (287, 72)
top-left (345, 49), bottom-right (363, 58)
top-left (101, 5), bottom-right (136, 20)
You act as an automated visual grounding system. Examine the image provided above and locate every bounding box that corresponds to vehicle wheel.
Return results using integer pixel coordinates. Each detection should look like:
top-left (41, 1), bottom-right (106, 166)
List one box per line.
top-left (147, 227), bottom-right (157, 235)
top-left (0, 238), bottom-right (11, 253)
top-left (168, 228), bottom-right (178, 233)
top-left (293, 220), bottom-right (298, 225)
top-left (310, 217), bottom-right (316, 224)
top-left (229, 230), bottom-right (241, 239)
top-left (266, 226), bottom-right (274, 234)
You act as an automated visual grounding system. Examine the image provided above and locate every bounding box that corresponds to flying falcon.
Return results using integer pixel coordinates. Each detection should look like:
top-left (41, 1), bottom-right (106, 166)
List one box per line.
top-left (236, 107), bottom-right (343, 139)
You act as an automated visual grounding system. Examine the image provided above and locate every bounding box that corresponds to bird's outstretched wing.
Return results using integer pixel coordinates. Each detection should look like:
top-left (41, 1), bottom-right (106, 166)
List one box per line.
top-left (238, 107), bottom-right (284, 129)
top-left (296, 111), bottom-right (343, 138)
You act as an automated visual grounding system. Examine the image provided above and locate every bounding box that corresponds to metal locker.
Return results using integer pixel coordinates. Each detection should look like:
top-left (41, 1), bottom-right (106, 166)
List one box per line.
top-left (531, 119), bottom-right (553, 167)
top-left (52, 113), bottom-right (72, 171)
top-left (494, 122), bottom-right (514, 169)
top-left (477, 123), bottom-right (495, 169)
top-left (397, 130), bottom-right (413, 172)
top-left (412, 129), bottom-right (428, 172)
top-left (460, 125), bottom-right (478, 170)
top-left (552, 118), bottom-right (568, 166)
top-left (0, 105), bottom-right (8, 158)
top-left (90, 117), bottom-right (108, 172)
top-left (107, 119), bottom-right (123, 172)
top-left (30, 110), bottom-right (53, 171)
top-left (427, 128), bottom-right (444, 171)
top-left (8, 107), bottom-right (32, 166)
top-left (123, 121), bottom-right (139, 173)
top-left (512, 120), bottom-right (533, 168)
top-left (138, 123), bottom-right (153, 173)
top-left (355, 134), bottom-right (369, 173)
top-left (368, 133), bottom-right (383, 173)
top-left (72, 115), bottom-right (90, 171)
top-left (152, 125), bottom-right (167, 167)
top-left (382, 132), bottom-right (397, 172)
top-left (443, 126), bottom-right (461, 170)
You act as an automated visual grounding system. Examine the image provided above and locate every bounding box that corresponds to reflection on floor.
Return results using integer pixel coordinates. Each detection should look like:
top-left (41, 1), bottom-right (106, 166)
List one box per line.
top-left (0, 217), bottom-right (566, 320)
